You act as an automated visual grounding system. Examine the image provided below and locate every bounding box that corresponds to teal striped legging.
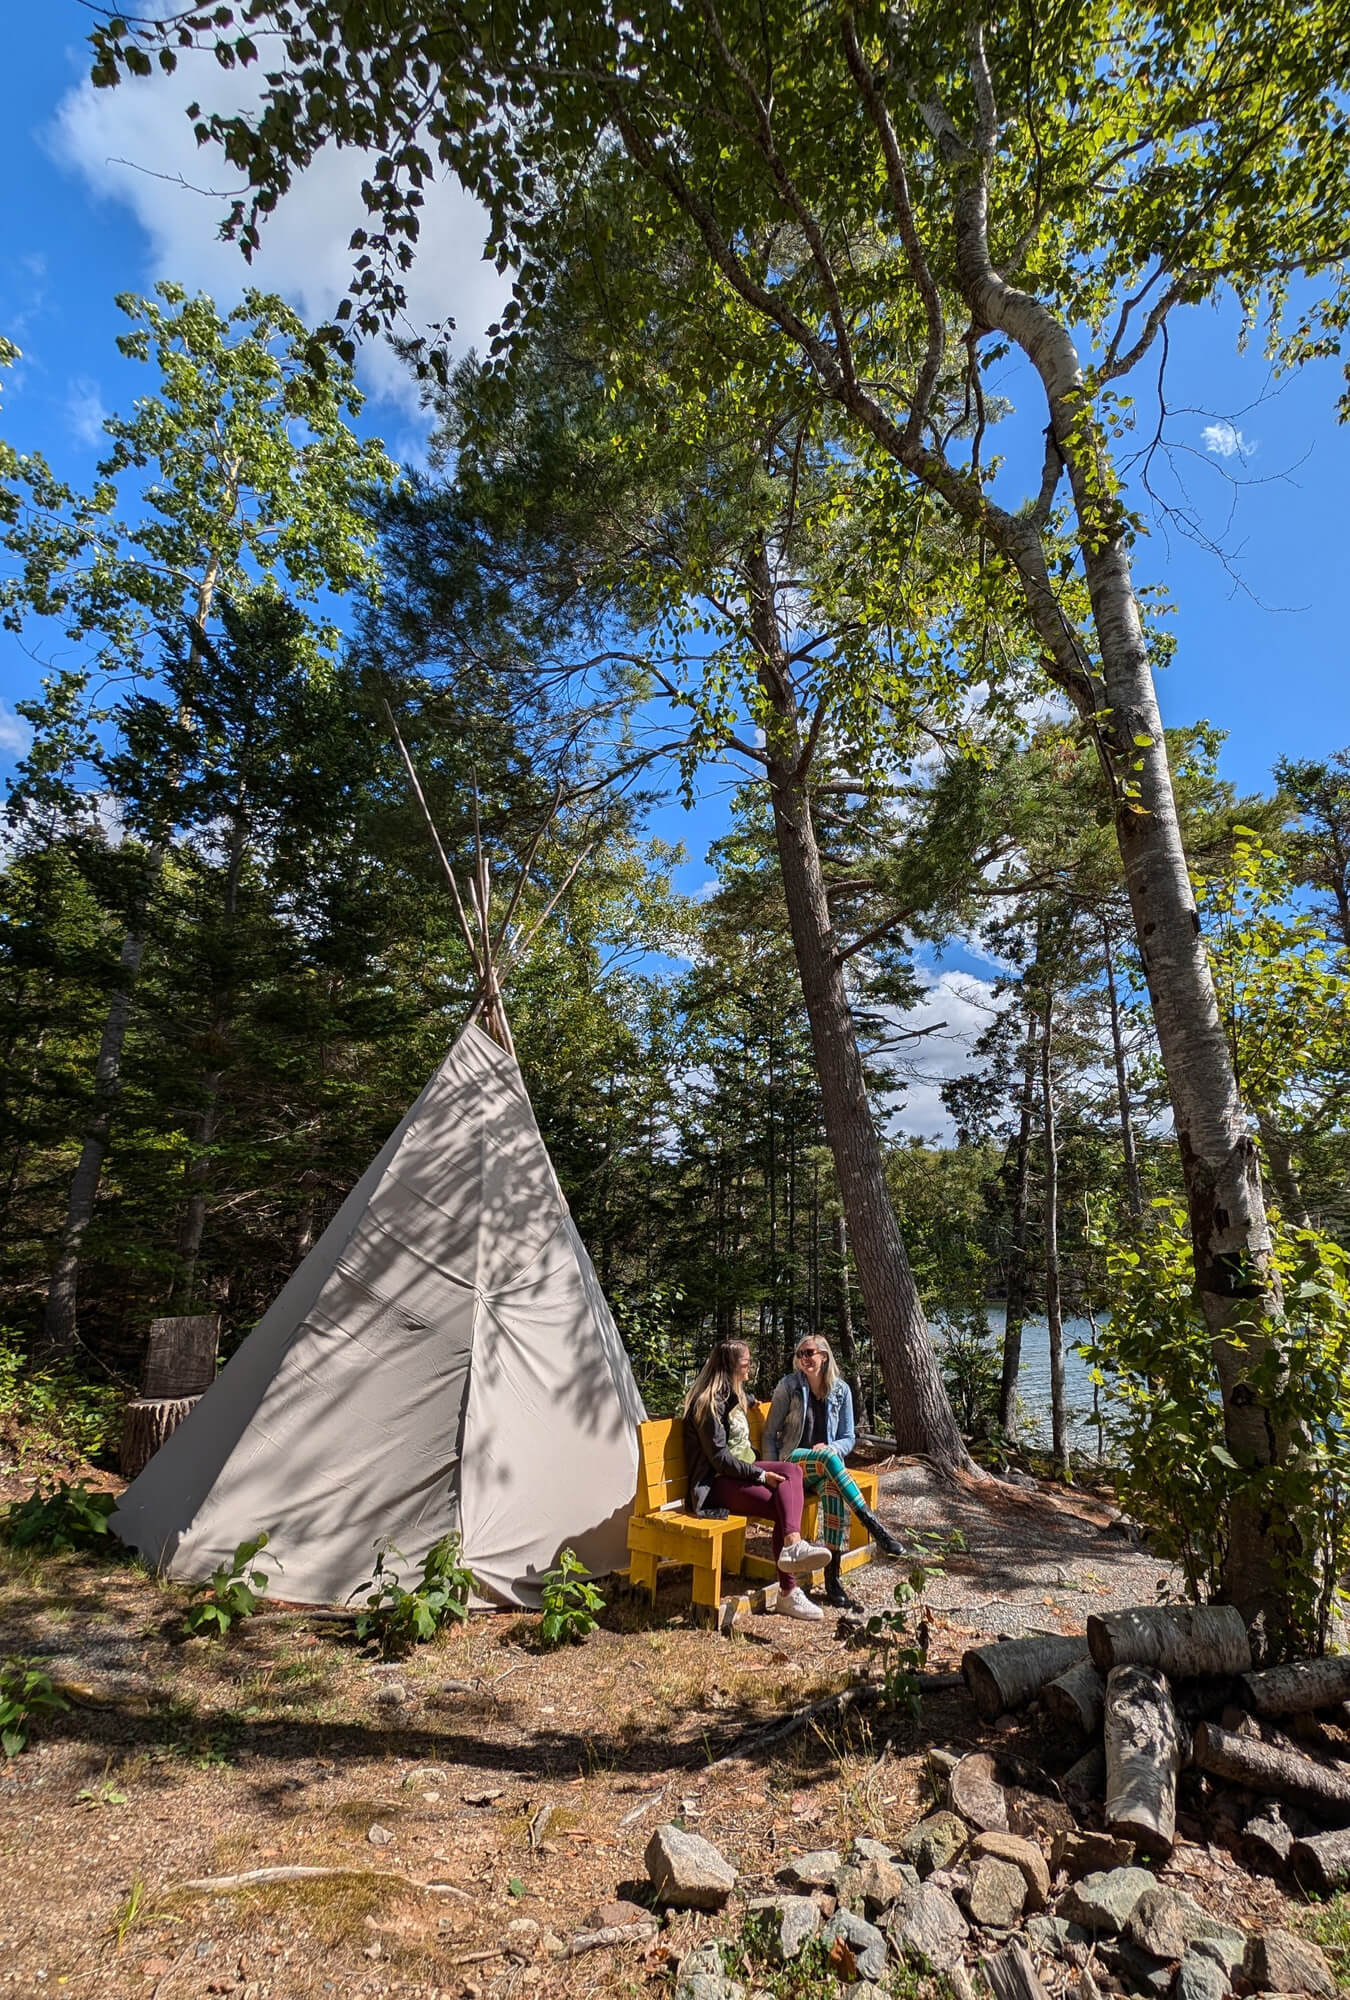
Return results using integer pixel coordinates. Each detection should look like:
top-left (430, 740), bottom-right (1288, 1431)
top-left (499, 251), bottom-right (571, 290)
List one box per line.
top-left (790, 1444), bottom-right (868, 1553)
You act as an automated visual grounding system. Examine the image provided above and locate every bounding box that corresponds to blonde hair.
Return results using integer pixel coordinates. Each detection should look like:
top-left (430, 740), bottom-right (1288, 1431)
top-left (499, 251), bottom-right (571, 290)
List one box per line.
top-left (684, 1340), bottom-right (751, 1426)
top-left (795, 1334), bottom-right (838, 1397)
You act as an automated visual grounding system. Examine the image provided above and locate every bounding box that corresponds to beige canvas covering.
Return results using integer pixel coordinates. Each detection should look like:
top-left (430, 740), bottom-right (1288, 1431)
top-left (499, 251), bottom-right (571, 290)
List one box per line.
top-left (111, 1024), bottom-right (646, 1607)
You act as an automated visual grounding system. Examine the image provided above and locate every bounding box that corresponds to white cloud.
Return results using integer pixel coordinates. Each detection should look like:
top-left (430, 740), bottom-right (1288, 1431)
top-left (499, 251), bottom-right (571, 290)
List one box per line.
top-left (880, 966), bottom-right (1009, 1143)
top-left (0, 702), bottom-right (33, 757)
top-left (1202, 420), bottom-right (1255, 459)
top-left (66, 376), bottom-right (109, 445)
top-left (50, 62), bottom-right (511, 416)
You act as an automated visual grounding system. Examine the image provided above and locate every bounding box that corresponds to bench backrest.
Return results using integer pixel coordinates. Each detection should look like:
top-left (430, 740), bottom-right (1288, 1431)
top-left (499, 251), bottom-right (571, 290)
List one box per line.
top-left (634, 1401), bottom-right (770, 1513)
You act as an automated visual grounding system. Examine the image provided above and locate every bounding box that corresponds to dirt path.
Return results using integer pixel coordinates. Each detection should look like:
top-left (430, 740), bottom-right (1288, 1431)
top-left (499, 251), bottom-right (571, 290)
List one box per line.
top-left (0, 1461), bottom-right (1218, 2000)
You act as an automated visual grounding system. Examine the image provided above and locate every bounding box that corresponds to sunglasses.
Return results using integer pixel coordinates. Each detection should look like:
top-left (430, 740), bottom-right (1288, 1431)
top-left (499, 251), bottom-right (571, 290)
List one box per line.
top-left (797, 1348), bottom-right (824, 1360)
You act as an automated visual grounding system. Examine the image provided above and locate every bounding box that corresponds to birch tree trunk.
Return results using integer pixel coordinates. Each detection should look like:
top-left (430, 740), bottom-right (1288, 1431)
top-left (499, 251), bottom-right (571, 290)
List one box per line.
top-left (1256, 1109), bottom-right (1311, 1229)
top-left (998, 1004), bottom-right (1038, 1438)
top-left (1039, 979), bottom-right (1068, 1480)
top-left (1102, 918), bottom-right (1143, 1220)
top-left (747, 546), bottom-right (972, 1472)
top-left (945, 137), bottom-right (1289, 1643)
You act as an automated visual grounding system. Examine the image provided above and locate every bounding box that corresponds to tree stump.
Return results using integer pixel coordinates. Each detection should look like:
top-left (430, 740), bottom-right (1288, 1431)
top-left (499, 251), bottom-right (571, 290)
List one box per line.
top-left (141, 1314), bottom-right (219, 1398)
top-left (120, 1396), bottom-right (201, 1479)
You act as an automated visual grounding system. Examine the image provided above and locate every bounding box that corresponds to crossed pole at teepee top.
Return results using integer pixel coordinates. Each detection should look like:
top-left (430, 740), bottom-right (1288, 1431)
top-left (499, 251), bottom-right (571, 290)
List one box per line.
top-left (382, 700), bottom-right (592, 1061)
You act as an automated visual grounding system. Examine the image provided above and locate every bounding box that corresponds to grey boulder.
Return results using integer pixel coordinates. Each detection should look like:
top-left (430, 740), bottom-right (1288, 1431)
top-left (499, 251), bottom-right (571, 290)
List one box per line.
top-left (776, 1848), bottom-right (844, 1892)
top-left (675, 1942), bottom-right (744, 2000)
top-left (646, 1824), bottom-right (737, 1910)
top-left (821, 1909), bottom-right (889, 1983)
top-left (963, 1854), bottom-right (1028, 1930)
top-left (1176, 1950), bottom-right (1229, 2000)
top-left (745, 1895), bottom-right (820, 1963)
top-left (903, 1810), bottom-right (969, 1877)
top-left (887, 1883), bottom-right (971, 1972)
top-left (1059, 1867), bottom-right (1157, 1935)
top-left (1244, 1928), bottom-right (1335, 1999)
top-left (1125, 1886), bottom-right (1245, 1970)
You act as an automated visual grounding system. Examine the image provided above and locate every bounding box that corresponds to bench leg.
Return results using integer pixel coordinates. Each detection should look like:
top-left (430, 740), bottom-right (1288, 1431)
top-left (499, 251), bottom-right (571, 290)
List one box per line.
top-left (692, 1546), bottom-right (723, 1613)
top-left (629, 1550), bottom-right (659, 1604)
top-left (724, 1524), bottom-right (746, 1577)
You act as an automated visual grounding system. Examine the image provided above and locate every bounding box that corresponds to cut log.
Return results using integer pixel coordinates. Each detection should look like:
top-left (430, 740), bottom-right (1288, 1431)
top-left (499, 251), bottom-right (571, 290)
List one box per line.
top-left (1088, 1605), bottom-right (1250, 1678)
top-left (1290, 1827), bottom-right (1350, 1892)
top-left (950, 1751), bottom-right (1009, 1832)
top-left (1062, 1745), bottom-right (1106, 1796)
top-left (119, 1395), bottom-right (201, 1480)
top-left (962, 1635), bottom-right (1089, 1718)
top-left (1103, 1664), bottom-right (1181, 1858)
top-left (1044, 1660), bottom-right (1106, 1735)
top-left (1240, 1657), bottom-right (1350, 1719)
top-left (141, 1312), bottom-right (219, 1397)
top-left (1192, 1721), bottom-right (1350, 1821)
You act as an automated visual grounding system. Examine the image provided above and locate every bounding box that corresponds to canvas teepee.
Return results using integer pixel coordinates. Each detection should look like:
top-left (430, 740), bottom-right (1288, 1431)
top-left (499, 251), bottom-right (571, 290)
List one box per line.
top-left (112, 746), bottom-right (646, 1607)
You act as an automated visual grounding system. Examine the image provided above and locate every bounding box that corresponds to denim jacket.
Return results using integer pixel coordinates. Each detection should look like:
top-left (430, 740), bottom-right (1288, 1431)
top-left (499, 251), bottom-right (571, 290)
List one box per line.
top-left (762, 1371), bottom-right (856, 1463)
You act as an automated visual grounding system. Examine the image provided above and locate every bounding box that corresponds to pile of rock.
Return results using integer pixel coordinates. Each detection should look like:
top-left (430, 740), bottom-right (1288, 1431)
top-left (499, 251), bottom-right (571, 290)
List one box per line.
top-left (615, 1602), bottom-right (1350, 1999)
top-left (645, 1808), bottom-right (1334, 2000)
top-left (637, 1665), bottom-right (1341, 2000)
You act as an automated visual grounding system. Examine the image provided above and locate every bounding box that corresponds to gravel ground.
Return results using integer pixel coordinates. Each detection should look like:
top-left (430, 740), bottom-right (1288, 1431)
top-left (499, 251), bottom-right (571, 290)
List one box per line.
top-left (872, 1458), bottom-right (1178, 1639)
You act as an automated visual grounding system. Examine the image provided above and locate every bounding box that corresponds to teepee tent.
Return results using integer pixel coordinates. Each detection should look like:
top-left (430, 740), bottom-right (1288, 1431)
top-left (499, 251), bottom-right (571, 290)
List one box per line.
top-left (112, 743), bottom-right (646, 1606)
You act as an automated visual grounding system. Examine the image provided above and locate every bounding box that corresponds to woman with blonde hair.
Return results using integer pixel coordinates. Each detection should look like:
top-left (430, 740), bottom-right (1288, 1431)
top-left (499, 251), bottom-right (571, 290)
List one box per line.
top-left (763, 1334), bottom-right (904, 1610)
top-left (682, 1338), bottom-right (831, 1621)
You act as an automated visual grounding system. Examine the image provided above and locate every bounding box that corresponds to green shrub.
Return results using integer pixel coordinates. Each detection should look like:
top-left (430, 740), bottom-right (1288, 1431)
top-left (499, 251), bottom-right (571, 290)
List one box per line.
top-left (182, 1532), bottom-right (272, 1637)
top-left (0, 1659), bottom-right (70, 1757)
top-left (537, 1546), bottom-right (604, 1648)
top-left (1, 1478), bottom-right (119, 1555)
top-left (354, 1534), bottom-right (476, 1657)
top-left (934, 1305), bottom-right (1002, 1439)
top-left (1093, 1201), bottom-right (1350, 1654)
top-left (860, 1530), bottom-right (961, 1718)
top-left (0, 1333), bottom-right (123, 1466)
top-left (610, 1282), bottom-right (689, 1414)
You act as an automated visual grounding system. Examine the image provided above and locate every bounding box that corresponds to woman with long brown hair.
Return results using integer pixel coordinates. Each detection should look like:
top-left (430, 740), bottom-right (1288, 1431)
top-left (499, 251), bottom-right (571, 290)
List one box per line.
top-left (682, 1338), bottom-right (831, 1620)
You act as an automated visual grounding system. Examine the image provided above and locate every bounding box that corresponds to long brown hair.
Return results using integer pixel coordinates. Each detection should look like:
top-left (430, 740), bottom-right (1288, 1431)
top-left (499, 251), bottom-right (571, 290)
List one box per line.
top-left (684, 1340), bottom-right (751, 1426)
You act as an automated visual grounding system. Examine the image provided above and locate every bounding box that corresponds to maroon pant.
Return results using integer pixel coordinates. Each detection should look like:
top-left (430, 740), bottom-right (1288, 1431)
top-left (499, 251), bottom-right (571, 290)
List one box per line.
top-left (712, 1459), bottom-right (805, 1590)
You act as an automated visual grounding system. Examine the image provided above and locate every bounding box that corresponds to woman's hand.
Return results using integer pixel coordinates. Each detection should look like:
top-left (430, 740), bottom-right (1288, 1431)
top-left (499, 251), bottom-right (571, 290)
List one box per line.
top-left (761, 1469), bottom-right (786, 1488)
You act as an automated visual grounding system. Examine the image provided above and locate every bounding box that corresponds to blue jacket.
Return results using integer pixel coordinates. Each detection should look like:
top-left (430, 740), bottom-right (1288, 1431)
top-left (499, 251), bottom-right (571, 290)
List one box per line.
top-left (763, 1371), bottom-right (856, 1463)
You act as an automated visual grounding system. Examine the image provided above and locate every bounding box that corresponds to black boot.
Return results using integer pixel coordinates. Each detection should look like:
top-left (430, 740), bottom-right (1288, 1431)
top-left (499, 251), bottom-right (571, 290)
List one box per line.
top-left (852, 1498), bottom-right (906, 1559)
top-left (824, 1554), bottom-right (861, 1612)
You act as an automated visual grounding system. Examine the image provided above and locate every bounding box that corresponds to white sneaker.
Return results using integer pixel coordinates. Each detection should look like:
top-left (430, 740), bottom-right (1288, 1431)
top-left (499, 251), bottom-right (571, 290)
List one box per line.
top-left (779, 1537), bottom-right (831, 1576)
top-left (775, 1584), bottom-right (825, 1621)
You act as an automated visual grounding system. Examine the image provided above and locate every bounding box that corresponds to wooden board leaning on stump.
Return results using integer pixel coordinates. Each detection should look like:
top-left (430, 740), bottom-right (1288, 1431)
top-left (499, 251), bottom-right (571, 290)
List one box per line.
top-left (119, 1313), bottom-right (219, 1478)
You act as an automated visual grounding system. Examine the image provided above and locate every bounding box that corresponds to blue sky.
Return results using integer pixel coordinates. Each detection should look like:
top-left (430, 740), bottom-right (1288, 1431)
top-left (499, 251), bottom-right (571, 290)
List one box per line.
top-left (2, 9), bottom-right (1348, 1130)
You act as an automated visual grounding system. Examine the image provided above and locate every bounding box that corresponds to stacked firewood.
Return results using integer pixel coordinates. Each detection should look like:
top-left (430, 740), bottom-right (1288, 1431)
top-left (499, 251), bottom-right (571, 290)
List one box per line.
top-left (963, 1606), bottom-right (1350, 1886)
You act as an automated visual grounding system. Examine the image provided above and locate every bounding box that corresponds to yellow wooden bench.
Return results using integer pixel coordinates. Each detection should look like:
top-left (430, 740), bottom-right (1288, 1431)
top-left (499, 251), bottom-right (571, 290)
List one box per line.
top-left (625, 1400), bottom-right (880, 1610)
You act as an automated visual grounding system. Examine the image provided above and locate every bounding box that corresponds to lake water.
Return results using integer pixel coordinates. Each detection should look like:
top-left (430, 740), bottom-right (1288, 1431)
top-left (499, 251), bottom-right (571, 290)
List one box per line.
top-left (984, 1308), bottom-right (1107, 1453)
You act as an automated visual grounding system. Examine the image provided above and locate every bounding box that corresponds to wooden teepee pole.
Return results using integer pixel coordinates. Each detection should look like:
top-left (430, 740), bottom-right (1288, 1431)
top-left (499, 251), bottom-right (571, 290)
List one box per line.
top-left (469, 767), bottom-right (517, 1059)
top-left (381, 701), bottom-right (481, 976)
